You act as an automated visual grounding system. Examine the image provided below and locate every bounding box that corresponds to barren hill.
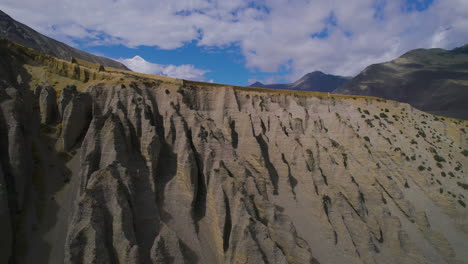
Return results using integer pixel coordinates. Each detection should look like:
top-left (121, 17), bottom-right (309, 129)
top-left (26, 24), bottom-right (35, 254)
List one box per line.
top-left (333, 46), bottom-right (468, 120)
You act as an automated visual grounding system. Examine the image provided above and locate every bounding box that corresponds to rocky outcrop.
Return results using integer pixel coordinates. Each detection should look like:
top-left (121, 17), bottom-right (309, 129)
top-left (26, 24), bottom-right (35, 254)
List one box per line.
top-left (58, 85), bottom-right (78, 118)
top-left (0, 39), bottom-right (467, 264)
top-left (33, 85), bottom-right (42, 97)
top-left (58, 82), bottom-right (321, 264)
top-left (38, 86), bottom-right (57, 125)
top-left (54, 80), bottom-right (467, 264)
top-left (0, 79), bottom-right (33, 264)
top-left (0, 81), bottom-right (32, 211)
top-left (0, 162), bottom-right (12, 264)
top-left (59, 92), bottom-right (92, 151)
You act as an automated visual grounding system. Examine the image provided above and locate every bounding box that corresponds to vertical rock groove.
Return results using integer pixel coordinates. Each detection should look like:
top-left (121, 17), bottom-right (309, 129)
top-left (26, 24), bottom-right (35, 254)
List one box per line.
top-left (222, 191), bottom-right (232, 252)
top-left (255, 134), bottom-right (279, 195)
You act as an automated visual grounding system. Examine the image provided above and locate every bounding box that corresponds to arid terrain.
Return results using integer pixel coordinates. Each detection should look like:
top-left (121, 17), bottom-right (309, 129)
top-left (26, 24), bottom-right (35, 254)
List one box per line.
top-left (334, 45), bottom-right (468, 120)
top-left (0, 39), bottom-right (467, 264)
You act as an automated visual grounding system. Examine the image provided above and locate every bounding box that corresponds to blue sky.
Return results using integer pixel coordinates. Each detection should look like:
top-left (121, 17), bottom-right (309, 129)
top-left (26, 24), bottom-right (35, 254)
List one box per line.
top-left (85, 42), bottom-right (289, 86)
top-left (1, 0), bottom-right (467, 86)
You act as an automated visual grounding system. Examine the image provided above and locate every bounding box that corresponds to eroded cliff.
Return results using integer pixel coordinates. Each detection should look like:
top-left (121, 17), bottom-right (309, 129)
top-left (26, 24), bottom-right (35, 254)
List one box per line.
top-left (1, 40), bottom-right (467, 264)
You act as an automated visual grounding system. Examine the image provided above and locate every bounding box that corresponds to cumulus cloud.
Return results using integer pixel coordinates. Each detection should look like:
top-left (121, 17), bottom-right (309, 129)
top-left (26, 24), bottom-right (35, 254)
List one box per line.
top-left (119, 56), bottom-right (209, 81)
top-left (1, 0), bottom-right (467, 81)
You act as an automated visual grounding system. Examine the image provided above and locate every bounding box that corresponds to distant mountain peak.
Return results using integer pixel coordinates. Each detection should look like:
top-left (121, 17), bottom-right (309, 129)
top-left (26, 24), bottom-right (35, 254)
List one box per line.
top-left (0, 9), bottom-right (9, 18)
top-left (453, 44), bottom-right (468, 54)
top-left (304, 71), bottom-right (325, 76)
top-left (248, 71), bottom-right (349, 92)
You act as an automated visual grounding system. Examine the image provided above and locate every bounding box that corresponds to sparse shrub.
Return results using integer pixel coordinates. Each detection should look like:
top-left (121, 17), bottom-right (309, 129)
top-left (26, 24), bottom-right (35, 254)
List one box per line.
top-left (363, 110), bottom-right (370, 115)
top-left (418, 130), bottom-right (426, 138)
top-left (462, 150), bottom-right (468, 157)
top-left (458, 200), bottom-right (466, 208)
top-left (411, 139), bottom-right (417, 145)
top-left (364, 136), bottom-right (370, 142)
top-left (379, 113), bottom-right (388, 118)
top-left (365, 144), bottom-right (371, 154)
top-left (449, 172), bottom-right (455, 178)
top-left (418, 165), bottom-right (425, 171)
top-left (342, 153), bottom-right (348, 168)
top-left (434, 154), bottom-right (446, 162)
top-left (384, 137), bottom-right (392, 145)
top-left (330, 139), bottom-right (340, 148)
top-left (437, 163), bottom-right (443, 169)
top-left (457, 182), bottom-right (468, 190)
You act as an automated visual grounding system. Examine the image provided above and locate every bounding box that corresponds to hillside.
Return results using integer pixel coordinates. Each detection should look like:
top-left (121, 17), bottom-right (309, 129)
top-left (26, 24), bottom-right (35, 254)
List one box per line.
top-left (250, 71), bottom-right (350, 92)
top-left (333, 46), bottom-right (468, 120)
top-left (0, 10), bottom-right (129, 70)
top-left (0, 39), bottom-right (467, 264)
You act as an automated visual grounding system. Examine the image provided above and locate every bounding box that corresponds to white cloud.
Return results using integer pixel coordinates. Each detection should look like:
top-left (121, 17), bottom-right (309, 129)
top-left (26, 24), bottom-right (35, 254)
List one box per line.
top-left (118, 56), bottom-right (209, 81)
top-left (1, 0), bottom-right (468, 81)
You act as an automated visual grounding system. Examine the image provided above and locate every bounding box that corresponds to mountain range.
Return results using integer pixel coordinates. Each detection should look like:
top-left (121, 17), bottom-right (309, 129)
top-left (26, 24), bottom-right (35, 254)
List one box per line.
top-left (333, 45), bottom-right (468, 120)
top-left (250, 71), bottom-right (350, 92)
